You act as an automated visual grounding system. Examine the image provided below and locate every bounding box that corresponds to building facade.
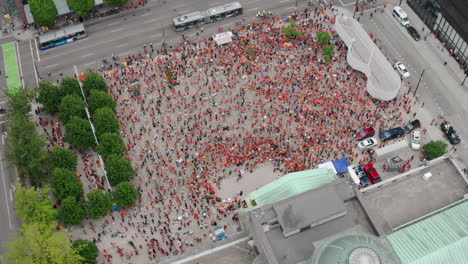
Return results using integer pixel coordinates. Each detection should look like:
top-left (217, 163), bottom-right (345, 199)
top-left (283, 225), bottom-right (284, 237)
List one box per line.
top-left (408, 0), bottom-right (468, 71)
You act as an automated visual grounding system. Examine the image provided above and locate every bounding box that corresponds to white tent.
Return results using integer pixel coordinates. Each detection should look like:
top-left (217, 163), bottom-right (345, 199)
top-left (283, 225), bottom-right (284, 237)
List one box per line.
top-left (317, 161), bottom-right (337, 174)
top-left (213, 31), bottom-right (233, 46)
top-left (347, 166), bottom-right (360, 185)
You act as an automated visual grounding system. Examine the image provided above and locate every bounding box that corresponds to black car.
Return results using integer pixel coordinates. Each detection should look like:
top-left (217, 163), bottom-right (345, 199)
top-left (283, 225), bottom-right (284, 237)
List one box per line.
top-left (404, 119), bottom-right (421, 133)
top-left (447, 130), bottom-right (461, 145)
top-left (406, 26), bottom-right (421, 41)
top-left (379, 127), bottom-right (405, 141)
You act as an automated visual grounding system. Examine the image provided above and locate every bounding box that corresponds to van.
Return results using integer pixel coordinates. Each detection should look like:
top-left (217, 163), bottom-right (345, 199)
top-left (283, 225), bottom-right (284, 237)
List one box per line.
top-left (392, 6), bottom-right (409, 27)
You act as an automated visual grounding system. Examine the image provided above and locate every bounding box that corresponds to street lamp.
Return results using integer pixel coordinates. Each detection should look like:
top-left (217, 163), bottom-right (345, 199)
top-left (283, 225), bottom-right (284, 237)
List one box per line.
top-left (413, 67), bottom-right (430, 97)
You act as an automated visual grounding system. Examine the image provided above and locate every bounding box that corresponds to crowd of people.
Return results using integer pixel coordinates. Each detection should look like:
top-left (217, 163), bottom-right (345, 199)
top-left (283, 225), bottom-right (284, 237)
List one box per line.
top-left (63, 6), bottom-right (417, 263)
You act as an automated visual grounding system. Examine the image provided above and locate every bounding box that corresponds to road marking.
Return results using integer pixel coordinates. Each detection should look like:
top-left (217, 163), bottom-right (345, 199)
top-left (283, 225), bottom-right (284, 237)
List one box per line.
top-left (40, 24), bottom-right (173, 62)
top-left (111, 28), bottom-right (124, 33)
top-left (83, 53), bottom-right (94, 57)
top-left (285, 7), bottom-right (297, 10)
top-left (244, 0), bottom-right (260, 4)
top-left (151, 34), bottom-right (162, 38)
top-left (222, 23), bottom-right (233, 28)
top-left (83, 61), bottom-right (96, 66)
top-left (116, 43), bottom-right (128, 48)
top-left (362, 5), bottom-right (384, 13)
top-left (29, 39), bottom-right (39, 87)
top-left (0, 101), bottom-right (7, 104)
top-left (15, 42), bottom-right (24, 87)
top-left (143, 18), bottom-right (160, 24)
top-left (44, 63), bottom-right (59, 68)
top-left (177, 9), bottom-right (192, 14)
top-left (280, 0), bottom-right (292, 2)
top-left (0, 152), bottom-right (13, 230)
top-left (174, 4), bottom-right (185, 8)
top-left (209, 2), bottom-right (222, 6)
top-left (344, 0), bottom-right (362, 6)
top-left (142, 12), bottom-right (153, 16)
top-left (247, 7), bottom-right (260, 12)
top-left (34, 37), bottom-right (40, 61)
top-left (0, 121), bottom-right (6, 124)
top-left (108, 21), bottom-right (120, 26)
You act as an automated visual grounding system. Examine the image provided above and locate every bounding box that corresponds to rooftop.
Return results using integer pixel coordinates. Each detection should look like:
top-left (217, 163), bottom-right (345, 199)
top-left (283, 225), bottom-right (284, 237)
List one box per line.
top-left (361, 157), bottom-right (468, 230)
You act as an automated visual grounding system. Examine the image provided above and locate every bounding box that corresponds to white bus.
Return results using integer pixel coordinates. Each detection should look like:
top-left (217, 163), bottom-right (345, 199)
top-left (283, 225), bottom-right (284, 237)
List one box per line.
top-left (173, 1), bottom-right (243, 31)
top-left (39, 24), bottom-right (87, 50)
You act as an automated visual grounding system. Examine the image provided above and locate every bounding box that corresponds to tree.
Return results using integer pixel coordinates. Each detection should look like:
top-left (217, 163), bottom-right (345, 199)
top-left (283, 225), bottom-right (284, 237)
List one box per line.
top-left (6, 222), bottom-right (83, 264)
top-left (86, 190), bottom-right (112, 219)
top-left (59, 94), bottom-right (86, 124)
top-left (104, 0), bottom-right (128, 5)
top-left (73, 240), bottom-right (99, 264)
top-left (88, 89), bottom-right (116, 115)
top-left (323, 45), bottom-right (335, 62)
top-left (6, 87), bottom-right (49, 186)
top-left (58, 196), bottom-right (86, 225)
top-left (64, 116), bottom-right (96, 150)
top-left (106, 154), bottom-right (134, 185)
top-left (52, 168), bottom-right (84, 201)
top-left (67, 0), bottom-right (94, 15)
top-left (37, 81), bottom-right (61, 113)
top-left (83, 72), bottom-right (108, 96)
top-left (49, 146), bottom-right (77, 170)
top-left (423, 140), bottom-right (447, 160)
top-left (14, 185), bottom-right (57, 227)
top-left (60, 77), bottom-right (81, 97)
top-left (29, 0), bottom-right (58, 26)
top-left (113, 182), bottom-right (139, 208)
top-left (93, 107), bottom-right (120, 137)
top-left (316, 31), bottom-right (332, 46)
top-left (282, 20), bottom-right (303, 37)
top-left (96, 133), bottom-right (126, 158)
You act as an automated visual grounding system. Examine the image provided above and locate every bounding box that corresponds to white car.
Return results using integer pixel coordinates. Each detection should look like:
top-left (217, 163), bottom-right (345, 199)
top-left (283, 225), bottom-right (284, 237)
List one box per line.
top-left (358, 138), bottom-right (378, 150)
top-left (394, 62), bottom-right (410, 79)
top-left (411, 130), bottom-right (421, 150)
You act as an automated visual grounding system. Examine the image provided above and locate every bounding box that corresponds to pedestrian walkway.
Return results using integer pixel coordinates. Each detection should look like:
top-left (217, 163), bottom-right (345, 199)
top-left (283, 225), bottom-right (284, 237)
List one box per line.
top-left (2, 42), bottom-right (21, 94)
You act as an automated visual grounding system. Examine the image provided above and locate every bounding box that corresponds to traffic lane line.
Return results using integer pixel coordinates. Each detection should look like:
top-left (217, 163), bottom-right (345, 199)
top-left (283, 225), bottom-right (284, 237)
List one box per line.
top-left (44, 63), bottom-right (59, 68)
top-left (143, 18), bottom-right (161, 24)
top-left (111, 28), bottom-right (124, 33)
top-left (0, 152), bottom-right (13, 230)
top-left (209, 2), bottom-right (222, 6)
top-left (39, 24), bottom-right (173, 62)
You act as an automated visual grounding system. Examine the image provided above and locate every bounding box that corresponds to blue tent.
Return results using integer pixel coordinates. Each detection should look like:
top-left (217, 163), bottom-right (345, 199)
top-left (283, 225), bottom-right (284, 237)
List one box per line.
top-left (332, 158), bottom-right (350, 174)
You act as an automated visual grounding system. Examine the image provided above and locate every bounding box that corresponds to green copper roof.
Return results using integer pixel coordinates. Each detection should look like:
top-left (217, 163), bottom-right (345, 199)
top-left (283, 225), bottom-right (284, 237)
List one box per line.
top-left (387, 201), bottom-right (468, 264)
top-left (246, 168), bottom-right (337, 207)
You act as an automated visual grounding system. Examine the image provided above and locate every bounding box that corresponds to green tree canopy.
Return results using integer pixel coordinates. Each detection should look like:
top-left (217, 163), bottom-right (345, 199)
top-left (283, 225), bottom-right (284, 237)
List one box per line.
top-left (67, 0), bottom-right (95, 15)
top-left (58, 196), bottom-right (86, 225)
top-left (86, 190), bottom-right (112, 219)
top-left (60, 77), bottom-right (81, 97)
top-left (83, 72), bottom-right (108, 96)
top-left (106, 154), bottom-right (134, 185)
top-left (113, 182), bottom-right (139, 208)
top-left (64, 116), bottom-right (96, 150)
top-left (6, 222), bottom-right (83, 264)
top-left (104, 0), bottom-right (128, 5)
top-left (316, 31), bottom-right (332, 46)
top-left (93, 107), bottom-right (120, 137)
top-left (49, 146), bottom-right (77, 170)
top-left (59, 94), bottom-right (86, 124)
top-left (6, 87), bottom-right (49, 186)
top-left (96, 133), bottom-right (126, 158)
top-left (73, 240), bottom-right (99, 264)
top-left (282, 20), bottom-right (303, 37)
top-left (52, 168), bottom-right (84, 201)
top-left (14, 185), bottom-right (57, 227)
top-left (423, 140), bottom-right (447, 160)
top-left (29, 0), bottom-right (58, 26)
top-left (37, 81), bottom-right (61, 113)
top-left (88, 89), bottom-right (116, 115)
top-left (323, 45), bottom-right (335, 62)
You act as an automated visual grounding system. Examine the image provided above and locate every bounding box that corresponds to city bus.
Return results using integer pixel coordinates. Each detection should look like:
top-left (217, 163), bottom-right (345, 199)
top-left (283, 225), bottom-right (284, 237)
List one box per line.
top-left (39, 24), bottom-right (87, 51)
top-left (173, 1), bottom-right (242, 31)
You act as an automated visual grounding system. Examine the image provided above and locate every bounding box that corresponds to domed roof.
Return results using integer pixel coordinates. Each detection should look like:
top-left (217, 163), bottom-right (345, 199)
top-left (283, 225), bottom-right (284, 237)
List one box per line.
top-left (312, 233), bottom-right (399, 264)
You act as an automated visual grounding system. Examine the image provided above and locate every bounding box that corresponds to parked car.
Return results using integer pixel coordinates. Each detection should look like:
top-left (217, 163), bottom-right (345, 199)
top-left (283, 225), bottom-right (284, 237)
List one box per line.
top-left (379, 127), bottom-right (405, 141)
top-left (358, 138), bottom-right (378, 150)
top-left (355, 127), bottom-right (375, 140)
top-left (411, 130), bottom-right (421, 150)
top-left (363, 163), bottom-right (382, 184)
top-left (406, 26), bottom-right (421, 41)
top-left (351, 164), bottom-right (370, 188)
top-left (394, 62), bottom-right (410, 78)
top-left (440, 120), bottom-right (461, 145)
top-left (404, 119), bottom-right (421, 133)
